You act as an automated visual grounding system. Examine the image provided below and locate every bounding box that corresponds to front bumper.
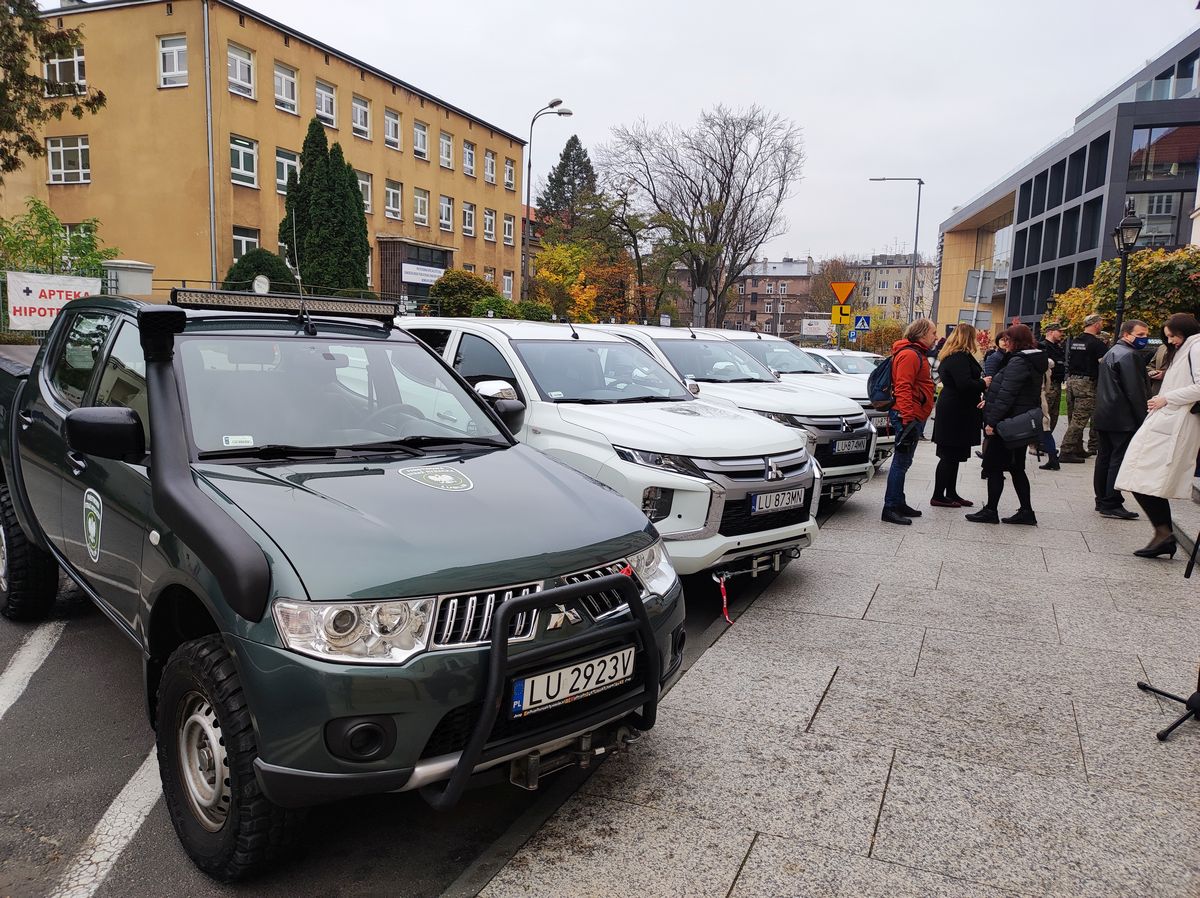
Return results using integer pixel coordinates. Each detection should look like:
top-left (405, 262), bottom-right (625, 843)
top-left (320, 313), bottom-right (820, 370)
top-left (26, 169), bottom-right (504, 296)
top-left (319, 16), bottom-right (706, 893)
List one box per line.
top-left (664, 518), bottom-right (818, 574)
top-left (235, 577), bottom-right (685, 809)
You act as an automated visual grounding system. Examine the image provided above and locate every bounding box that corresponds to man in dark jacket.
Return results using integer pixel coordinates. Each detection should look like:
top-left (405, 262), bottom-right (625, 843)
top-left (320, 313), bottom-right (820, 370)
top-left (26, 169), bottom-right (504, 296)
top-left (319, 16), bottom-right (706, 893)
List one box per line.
top-left (1039, 322), bottom-right (1066, 431)
top-left (1060, 314), bottom-right (1108, 461)
top-left (1092, 319), bottom-right (1151, 519)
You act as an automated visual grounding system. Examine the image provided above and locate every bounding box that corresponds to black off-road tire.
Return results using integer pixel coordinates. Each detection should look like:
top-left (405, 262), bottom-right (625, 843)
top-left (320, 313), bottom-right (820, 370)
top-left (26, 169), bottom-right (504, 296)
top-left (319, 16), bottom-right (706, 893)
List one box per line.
top-left (157, 635), bottom-right (304, 881)
top-left (0, 482), bottom-right (60, 621)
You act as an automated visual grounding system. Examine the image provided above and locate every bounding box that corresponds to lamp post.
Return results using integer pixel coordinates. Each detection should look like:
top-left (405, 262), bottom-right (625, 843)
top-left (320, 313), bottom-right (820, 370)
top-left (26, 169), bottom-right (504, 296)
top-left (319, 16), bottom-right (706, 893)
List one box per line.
top-left (522, 99), bottom-right (573, 301)
top-left (869, 177), bottom-right (925, 322)
top-left (1111, 200), bottom-right (1144, 339)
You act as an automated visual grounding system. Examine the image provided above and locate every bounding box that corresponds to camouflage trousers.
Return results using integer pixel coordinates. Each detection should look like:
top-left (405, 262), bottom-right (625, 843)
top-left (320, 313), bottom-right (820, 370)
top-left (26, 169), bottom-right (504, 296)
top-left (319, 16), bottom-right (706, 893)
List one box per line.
top-left (1044, 381), bottom-right (1063, 433)
top-left (1061, 376), bottom-right (1097, 456)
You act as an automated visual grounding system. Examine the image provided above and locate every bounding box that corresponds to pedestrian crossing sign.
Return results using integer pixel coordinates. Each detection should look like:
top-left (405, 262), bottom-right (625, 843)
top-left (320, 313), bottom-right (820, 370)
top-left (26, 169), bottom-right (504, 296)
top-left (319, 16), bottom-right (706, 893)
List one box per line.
top-left (854, 315), bottom-right (871, 331)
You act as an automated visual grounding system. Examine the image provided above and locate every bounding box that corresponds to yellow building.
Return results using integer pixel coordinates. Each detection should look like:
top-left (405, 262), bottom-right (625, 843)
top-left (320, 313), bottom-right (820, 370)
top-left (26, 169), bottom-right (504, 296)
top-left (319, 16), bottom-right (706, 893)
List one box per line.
top-left (3, 0), bottom-right (527, 304)
top-left (933, 210), bottom-right (1012, 338)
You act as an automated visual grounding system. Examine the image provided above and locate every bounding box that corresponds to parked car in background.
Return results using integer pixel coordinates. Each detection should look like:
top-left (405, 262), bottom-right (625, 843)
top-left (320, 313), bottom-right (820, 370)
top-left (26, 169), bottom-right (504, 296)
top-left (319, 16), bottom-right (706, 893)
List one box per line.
top-left (716, 332), bottom-right (895, 468)
top-left (803, 347), bottom-right (885, 375)
top-left (586, 325), bottom-right (875, 501)
top-left (397, 319), bottom-right (821, 578)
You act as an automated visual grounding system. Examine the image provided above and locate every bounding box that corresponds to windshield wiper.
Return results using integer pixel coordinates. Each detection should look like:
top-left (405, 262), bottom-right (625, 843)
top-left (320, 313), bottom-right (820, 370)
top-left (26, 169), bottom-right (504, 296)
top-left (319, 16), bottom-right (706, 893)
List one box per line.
top-left (392, 435), bottom-right (509, 449)
top-left (612, 395), bottom-right (687, 403)
top-left (331, 440), bottom-right (425, 457)
top-left (723, 377), bottom-right (773, 383)
top-left (197, 444), bottom-right (343, 461)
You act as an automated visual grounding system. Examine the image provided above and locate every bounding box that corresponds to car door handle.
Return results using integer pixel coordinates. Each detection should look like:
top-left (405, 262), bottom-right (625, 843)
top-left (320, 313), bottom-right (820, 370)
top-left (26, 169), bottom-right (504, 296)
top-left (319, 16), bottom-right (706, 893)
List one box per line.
top-left (17, 410), bottom-right (33, 429)
top-left (436, 410), bottom-right (458, 423)
top-left (66, 450), bottom-right (88, 475)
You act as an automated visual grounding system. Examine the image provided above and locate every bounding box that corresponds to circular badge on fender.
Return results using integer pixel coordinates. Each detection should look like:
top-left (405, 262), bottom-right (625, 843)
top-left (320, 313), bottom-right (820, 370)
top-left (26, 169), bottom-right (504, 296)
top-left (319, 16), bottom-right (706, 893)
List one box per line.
top-left (399, 465), bottom-right (473, 491)
top-left (83, 488), bottom-right (103, 563)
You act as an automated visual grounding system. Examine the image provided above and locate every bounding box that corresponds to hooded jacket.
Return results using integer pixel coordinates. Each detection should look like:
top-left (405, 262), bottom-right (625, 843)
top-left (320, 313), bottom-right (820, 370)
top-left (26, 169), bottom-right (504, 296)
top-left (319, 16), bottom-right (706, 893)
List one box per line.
top-left (1094, 340), bottom-right (1149, 432)
top-left (983, 348), bottom-right (1049, 427)
top-left (890, 339), bottom-right (935, 424)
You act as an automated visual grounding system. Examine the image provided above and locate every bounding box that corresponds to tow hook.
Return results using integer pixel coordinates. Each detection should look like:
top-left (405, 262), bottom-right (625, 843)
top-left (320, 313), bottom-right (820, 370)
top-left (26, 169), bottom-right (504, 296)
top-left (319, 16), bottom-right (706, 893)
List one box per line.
top-left (711, 548), bottom-right (801, 624)
top-left (509, 726), bottom-right (643, 791)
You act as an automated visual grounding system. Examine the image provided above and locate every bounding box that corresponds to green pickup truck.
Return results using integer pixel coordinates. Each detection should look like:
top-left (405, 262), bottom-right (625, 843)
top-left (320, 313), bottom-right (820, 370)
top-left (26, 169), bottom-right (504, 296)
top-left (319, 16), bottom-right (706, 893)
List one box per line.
top-left (0, 290), bottom-right (684, 880)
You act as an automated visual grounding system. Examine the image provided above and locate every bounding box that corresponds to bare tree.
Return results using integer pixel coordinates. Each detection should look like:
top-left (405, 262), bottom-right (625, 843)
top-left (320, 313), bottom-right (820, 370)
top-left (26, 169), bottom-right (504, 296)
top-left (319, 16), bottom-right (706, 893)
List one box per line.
top-left (600, 106), bottom-right (804, 325)
top-left (808, 256), bottom-right (859, 313)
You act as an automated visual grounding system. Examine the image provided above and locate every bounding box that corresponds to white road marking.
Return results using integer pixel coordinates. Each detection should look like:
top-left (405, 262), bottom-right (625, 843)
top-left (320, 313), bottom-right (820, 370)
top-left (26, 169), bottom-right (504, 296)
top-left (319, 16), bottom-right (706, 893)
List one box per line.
top-left (48, 749), bottom-right (161, 898)
top-left (0, 621), bottom-right (66, 722)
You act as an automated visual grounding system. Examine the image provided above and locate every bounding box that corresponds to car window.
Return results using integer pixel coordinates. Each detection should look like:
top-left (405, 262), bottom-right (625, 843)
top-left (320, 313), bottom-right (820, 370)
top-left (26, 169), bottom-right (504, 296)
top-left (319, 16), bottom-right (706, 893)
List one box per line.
top-left (454, 333), bottom-right (521, 395)
top-left (511, 340), bottom-right (691, 403)
top-left (651, 338), bottom-right (774, 383)
top-left (803, 351), bottom-right (837, 373)
top-left (734, 339), bottom-right (827, 374)
top-left (49, 311), bottom-right (115, 408)
top-left (824, 353), bottom-right (875, 374)
top-left (406, 327), bottom-right (452, 355)
top-left (93, 321), bottom-right (150, 448)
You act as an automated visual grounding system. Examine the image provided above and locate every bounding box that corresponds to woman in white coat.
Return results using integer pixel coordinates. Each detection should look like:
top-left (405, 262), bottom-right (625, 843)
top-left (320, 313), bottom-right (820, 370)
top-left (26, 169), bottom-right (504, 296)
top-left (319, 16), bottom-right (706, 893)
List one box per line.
top-left (1115, 313), bottom-right (1200, 558)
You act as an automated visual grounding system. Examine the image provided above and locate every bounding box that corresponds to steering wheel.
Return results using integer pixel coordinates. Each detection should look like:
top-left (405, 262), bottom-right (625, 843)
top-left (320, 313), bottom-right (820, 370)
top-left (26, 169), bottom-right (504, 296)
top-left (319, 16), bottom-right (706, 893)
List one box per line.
top-left (363, 402), bottom-right (426, 431)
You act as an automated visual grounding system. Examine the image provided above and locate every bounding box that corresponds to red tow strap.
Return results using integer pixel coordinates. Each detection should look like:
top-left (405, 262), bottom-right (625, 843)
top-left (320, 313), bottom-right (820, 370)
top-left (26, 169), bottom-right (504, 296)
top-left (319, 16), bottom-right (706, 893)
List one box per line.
top-left (718, 575), bottom-right (733, 625)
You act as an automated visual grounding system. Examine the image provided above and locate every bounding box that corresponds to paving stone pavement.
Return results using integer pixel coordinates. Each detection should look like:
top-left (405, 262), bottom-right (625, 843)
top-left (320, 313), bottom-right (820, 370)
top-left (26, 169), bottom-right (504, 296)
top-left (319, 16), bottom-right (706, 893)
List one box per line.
top-left (478, 441), bottom-right (1200, 898)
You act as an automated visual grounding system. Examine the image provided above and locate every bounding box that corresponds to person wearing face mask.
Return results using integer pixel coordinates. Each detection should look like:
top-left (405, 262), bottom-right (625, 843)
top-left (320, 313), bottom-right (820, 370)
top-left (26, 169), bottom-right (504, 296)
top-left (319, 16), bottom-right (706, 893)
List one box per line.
top-left (1092, 320), bottom-right (1151, 519)
top-left (1116, 313), bottom-right (1200, 558)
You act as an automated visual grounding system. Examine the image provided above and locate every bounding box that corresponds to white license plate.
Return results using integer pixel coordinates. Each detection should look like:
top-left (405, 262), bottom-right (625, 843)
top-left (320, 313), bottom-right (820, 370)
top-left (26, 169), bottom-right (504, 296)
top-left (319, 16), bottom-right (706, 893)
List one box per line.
top-left (510, 647), bottom-right (636, 718)
top-left (834, 438), bottom-right (868, 453)
top-left (750, 487), bottom-right (804, 515)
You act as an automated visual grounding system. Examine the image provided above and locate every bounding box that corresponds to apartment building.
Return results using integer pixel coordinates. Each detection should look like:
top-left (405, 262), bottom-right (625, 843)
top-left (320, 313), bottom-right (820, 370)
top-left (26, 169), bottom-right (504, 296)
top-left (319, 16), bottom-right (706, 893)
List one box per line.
top-left (5, 0), bottom-right (526, 302)
top-left (720, 258), bottom-right (812, 336)
top-left (847, 253), bottom-right (934, 321)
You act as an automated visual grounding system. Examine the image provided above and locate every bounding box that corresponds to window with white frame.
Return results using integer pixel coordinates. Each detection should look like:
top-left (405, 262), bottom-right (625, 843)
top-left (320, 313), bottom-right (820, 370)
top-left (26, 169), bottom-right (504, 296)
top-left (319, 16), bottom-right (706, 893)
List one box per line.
top-left (439, 132), bottom-right (453, 168)
top-left (273, 63), bottom-right (296, 113)
top-left (158, 35), bottom-right (187, 87)
top-left (462, 202), bottom-right (476, 236)
top-left (356, 171), bottom-right (372, 212)
top-left (413, 121), bottom-right (428, 159)
top-left (503, 214), bottom-right (514, 245)
top-left (413, 188), bottom-right (429, 225)
top-left (315, 80), bottom-right (335, 126)
top-left (483, 267), bottom-right (495, 283)
top-left (502, 271), bottom-right (513, 299)
top-left (765, 302), bottom-right (773, 313)
top-left (230, 135), bottom-right (257, 186)
top-left (463, 263), bottom-right (476, 273)
top-left (765, 282), bottom-right (774, 294)
top-left (351, 96), bottom-right (370, 139)
top-left (44, 46), bottom-right (85, 96)
top-left (46, 136), bottom-right (90, 183)
top-left (366, 245), bottom-right (373, 287)
top-left (484, 150), bottom-right (496, 183)
top-left (232, 226), bottom-right (259, 260)
top-left (384, 109), bottom-right (400, 149)
top-left (736, 301), bottom-right (744, 312)
top-left (439, 195), bottom-right (453, 231)
top-left (737, 283), bottom-right (744, 294)
top-left (275, 148), bottom-right (298, 193)
top-left (876, 295), bottom-right (887, 305)
top-left (504, 157), bottom-right (515, 189)
top-left (463, 141), bottom-right (475, 176)
top-left (779, 282), bottom-right (787, 295)
top-left (764, 320), bottom-right (773, 332)
top-left (227, 44), bottom-right (254, 97)
top-left (483, 208), bottom-right (496, 241)
top-left (385, 180), bottom-right (402, 219)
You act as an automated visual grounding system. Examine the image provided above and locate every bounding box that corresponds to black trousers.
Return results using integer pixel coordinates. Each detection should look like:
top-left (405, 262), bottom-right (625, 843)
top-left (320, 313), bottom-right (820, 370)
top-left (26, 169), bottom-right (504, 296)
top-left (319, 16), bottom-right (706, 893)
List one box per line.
top-left (1093, 429), bottom-right (1134, 510)
top-left (1132, 493), bottom-right (1172, 528)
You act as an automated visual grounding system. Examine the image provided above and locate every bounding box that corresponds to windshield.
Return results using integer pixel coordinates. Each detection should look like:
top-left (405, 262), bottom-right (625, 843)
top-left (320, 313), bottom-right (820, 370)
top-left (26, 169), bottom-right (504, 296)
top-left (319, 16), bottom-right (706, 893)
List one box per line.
top-left (179, 336), bottom-right (505, 453)
top-left (511, 340), bottom-right (691, 403)
top-left (652, 338), bottom-right (775, 383)
top-left (734, 338), bottom-right (827, 374)
top-left (822, 353), bottom-right (882, 374)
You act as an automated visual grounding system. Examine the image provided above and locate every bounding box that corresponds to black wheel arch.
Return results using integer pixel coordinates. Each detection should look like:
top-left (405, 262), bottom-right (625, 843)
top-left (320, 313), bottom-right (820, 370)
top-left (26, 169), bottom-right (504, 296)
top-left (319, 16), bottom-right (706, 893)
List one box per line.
top-left (144, 584), bottom-right (221, 725)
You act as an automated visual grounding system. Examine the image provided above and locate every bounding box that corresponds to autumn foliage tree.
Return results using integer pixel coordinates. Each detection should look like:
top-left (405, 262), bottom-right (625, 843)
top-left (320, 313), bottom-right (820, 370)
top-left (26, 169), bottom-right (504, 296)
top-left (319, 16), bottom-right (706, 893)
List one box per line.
top-left (809, 256), bottom-right (858, 313)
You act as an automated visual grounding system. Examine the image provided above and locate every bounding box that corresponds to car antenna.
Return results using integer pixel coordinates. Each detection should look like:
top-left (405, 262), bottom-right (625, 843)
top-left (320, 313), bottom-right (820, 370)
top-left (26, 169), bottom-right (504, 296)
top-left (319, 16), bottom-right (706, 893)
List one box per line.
top-left (686, 324), bottom-right (697, 339)
top-left (298, 297), bottom-right (318, 336)
top-left (564, 316), bottom-right (580, 340)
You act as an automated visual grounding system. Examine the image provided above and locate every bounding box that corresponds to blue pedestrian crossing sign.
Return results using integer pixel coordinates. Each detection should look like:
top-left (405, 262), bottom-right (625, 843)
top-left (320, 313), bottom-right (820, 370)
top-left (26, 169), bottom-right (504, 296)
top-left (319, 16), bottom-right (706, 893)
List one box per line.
top-left (848, 329), bottom-right (858, 342)
top-left (854, 315), bottom-right (872, 331)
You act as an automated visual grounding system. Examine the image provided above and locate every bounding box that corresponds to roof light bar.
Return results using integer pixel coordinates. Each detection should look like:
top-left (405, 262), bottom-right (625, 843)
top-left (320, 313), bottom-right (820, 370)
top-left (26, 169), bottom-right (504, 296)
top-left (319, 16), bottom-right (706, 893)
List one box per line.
top-left (169, 289), bottom-right (399, 326)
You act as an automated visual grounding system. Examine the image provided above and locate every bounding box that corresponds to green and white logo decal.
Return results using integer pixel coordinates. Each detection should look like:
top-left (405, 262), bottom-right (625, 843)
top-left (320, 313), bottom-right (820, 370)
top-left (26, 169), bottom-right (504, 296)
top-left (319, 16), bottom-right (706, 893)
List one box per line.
top-left (83, 488), bottom-right (103, 563)
top-left (399, 466), bottom-right (473, 491)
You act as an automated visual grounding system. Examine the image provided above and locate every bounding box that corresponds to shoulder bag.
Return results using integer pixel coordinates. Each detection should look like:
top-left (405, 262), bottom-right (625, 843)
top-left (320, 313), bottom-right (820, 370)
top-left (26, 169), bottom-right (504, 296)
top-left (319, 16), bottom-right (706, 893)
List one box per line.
top-left (996, 407), bottom-right (1043, 447)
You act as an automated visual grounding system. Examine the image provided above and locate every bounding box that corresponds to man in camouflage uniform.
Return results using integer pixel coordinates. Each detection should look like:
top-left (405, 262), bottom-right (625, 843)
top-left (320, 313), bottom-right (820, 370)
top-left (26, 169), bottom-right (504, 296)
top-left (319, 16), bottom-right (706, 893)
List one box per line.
top-left (1060, 314), bottom-right (1108, 462)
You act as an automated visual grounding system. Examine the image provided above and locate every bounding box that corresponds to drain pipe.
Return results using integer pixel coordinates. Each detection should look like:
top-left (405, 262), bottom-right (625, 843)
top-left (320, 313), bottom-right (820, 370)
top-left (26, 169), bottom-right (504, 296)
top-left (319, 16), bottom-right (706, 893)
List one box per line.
top-left (202, 0), bottom-right (217, 286)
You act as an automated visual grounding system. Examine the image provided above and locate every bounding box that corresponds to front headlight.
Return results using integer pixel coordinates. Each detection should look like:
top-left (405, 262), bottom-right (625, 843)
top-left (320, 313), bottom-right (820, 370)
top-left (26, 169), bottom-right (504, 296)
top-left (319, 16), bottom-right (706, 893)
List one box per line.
top-left (613, 446), bottom-right (704, 478)
top-left (751, 409), bottom-right (800, 427)
top-left (273, 597), bottom-right (435, 664)
top-left (628, 540), bottom-right (678, 596)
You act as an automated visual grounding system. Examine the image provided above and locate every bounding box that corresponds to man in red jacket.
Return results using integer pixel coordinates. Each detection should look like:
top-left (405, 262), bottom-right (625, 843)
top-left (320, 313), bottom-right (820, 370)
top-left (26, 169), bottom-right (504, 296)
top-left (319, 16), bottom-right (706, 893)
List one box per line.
top-left (883, 318), bottom-right (938, 525)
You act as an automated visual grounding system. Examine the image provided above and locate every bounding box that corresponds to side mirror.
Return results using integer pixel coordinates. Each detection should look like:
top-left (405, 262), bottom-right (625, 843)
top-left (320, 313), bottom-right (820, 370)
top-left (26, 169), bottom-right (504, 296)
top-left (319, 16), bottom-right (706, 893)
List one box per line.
top-left (685, 378), bottom-right (700, 395)
top-left (770, 369), bottom-right (781, 380)
top-left (492, 398), bottom-right (525, 432)
top-left (65, 407), bottom-right (146, 463)
top-left (475, 379), bottom-right (517, 402)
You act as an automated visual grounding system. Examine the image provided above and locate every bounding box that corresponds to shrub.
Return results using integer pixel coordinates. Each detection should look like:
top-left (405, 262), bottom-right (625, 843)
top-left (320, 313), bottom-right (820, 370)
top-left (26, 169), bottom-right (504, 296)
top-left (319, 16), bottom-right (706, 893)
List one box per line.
top-left (471, 296), bottom-right (516, 318)
top-left (430, 269), bottom-right (503, 317)
top-left (221, 248), bottom-right (298, 294)
top-left (515, 300), bottom-right (554, 321)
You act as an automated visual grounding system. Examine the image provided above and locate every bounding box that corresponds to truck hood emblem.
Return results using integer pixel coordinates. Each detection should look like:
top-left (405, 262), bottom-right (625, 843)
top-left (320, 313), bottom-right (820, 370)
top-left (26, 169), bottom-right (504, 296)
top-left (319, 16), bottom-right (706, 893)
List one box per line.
top-left (546, 603), bottom-right (583, 630)
top-left (765, 459), bottom-right (784, 481)
top-left (399, 465), bottom-right (473, 491)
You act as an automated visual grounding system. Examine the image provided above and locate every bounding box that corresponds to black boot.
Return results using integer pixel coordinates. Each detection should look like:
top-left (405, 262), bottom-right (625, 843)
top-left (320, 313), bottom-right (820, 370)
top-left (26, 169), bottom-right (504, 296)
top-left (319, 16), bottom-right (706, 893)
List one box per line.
top-left (881, 508), bottom-right (913, 525)
top-left (1001, 508), bottom-right (1038, 526)
top-left (965, 507), bottom-right (999, 524)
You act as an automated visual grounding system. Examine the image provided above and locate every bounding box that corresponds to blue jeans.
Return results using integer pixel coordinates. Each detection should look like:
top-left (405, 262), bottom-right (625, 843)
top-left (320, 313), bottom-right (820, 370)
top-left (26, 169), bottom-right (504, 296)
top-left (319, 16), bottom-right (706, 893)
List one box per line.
top-left (1041, 429), bottom-right (1058, 459)
top-left (885, 410), bottom-right (919, 509)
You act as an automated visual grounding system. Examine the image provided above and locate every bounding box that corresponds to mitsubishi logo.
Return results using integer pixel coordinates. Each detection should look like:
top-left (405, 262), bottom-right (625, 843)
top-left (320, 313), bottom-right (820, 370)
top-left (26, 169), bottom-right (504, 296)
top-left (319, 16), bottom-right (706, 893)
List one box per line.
top-left (546, 603), bottom-right (583, 630)
top-left (840, 417), bottom-right (854, 433)
top-left (765, 459), bottom-right (784, 481)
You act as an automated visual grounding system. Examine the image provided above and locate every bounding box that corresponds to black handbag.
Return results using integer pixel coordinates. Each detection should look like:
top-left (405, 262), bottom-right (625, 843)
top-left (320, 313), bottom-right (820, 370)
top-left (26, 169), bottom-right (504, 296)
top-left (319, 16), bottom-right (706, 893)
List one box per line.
top-left (995, 407), bottom-right (1043, 447)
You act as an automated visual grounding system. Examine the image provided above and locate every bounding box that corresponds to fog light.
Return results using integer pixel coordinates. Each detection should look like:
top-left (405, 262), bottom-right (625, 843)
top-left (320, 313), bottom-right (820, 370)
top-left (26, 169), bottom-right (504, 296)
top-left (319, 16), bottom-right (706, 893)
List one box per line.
top-left (642, 486), bottom-right (673, 522)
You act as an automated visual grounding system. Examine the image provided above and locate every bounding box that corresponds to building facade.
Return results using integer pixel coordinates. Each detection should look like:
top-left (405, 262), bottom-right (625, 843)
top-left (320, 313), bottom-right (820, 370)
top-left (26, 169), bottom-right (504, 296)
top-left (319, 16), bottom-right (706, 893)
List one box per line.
top-left (667, 257), bottom-right (813, 335)
top-left (5, 0), bottom-right (526, 303)
top-left (934, 29), bottom-right (1200, 335)
top-left (847, 253), bottom-right (934, 321)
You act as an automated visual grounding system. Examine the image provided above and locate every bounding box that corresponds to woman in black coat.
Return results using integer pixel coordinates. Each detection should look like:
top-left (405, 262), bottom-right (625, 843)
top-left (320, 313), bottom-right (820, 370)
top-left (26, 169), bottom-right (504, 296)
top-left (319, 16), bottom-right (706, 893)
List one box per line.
top-left (931, 324), bottom-right (986, 507)
top-left (966, 324), bottom-right (1049, 526)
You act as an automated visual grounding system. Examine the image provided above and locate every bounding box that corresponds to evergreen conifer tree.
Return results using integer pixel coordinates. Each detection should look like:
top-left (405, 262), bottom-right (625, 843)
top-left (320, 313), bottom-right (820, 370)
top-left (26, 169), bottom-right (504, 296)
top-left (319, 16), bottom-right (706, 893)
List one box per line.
top-left (536, 135), bottom-right (598, 234)
top-left (279, 118), bottom-right (329, 271)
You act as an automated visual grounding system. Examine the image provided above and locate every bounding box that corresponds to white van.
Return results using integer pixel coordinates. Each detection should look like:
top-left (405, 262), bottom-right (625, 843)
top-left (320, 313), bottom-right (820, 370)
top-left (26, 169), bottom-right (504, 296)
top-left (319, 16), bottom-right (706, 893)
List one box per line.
top-left (397, 319), bottom-right (821, 576)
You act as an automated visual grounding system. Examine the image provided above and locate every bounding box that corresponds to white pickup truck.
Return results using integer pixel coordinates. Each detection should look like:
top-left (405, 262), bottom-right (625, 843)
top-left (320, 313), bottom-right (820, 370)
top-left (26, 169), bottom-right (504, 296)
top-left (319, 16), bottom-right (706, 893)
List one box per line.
top-left (396, 318), bottom-right (821, 577)
top-left (587, 325), bottom-right (876, 500)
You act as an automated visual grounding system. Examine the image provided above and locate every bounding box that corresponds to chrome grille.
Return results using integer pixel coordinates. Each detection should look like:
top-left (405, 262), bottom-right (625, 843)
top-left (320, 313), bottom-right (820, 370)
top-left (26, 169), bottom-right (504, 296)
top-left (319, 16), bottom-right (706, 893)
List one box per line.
top-left (694, 449), bottom-right (809, 483)
top-left (559, 561), bottom-right (642, 621)
top-left (431, 581), bottom-right (542, 649)
top-left (793, 412), bottom-right (870, 431)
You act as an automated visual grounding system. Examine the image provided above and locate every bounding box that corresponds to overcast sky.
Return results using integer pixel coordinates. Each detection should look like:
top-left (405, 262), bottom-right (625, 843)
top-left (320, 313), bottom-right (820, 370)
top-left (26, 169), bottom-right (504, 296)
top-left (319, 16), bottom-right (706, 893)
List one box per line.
top-left (237, 0), bottom-right (1199, 263)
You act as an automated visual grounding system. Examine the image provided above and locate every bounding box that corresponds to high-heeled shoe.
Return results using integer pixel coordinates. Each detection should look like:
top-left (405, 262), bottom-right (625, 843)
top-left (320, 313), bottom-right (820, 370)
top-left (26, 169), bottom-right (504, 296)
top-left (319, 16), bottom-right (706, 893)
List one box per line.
top-left (1133, 537), bottom-right (1178, 559)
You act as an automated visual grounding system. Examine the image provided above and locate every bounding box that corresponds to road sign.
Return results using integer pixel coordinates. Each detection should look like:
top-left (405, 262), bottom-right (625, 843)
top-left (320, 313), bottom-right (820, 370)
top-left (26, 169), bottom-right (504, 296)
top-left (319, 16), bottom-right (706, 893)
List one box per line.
top-left (854, 315), bottom-right (871, 331)
top-left (848, 329), bottom-right (858, 342)
top-left (831, 304), bottom-right (853, 325)
top-left (831, 282), bottom-right (856, 303)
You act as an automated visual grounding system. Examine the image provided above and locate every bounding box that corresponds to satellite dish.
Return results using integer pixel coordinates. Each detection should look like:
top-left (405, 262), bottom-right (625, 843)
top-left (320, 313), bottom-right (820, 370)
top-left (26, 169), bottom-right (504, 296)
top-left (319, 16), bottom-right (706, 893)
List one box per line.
top-left (252, 274), bottom-right (270, 294)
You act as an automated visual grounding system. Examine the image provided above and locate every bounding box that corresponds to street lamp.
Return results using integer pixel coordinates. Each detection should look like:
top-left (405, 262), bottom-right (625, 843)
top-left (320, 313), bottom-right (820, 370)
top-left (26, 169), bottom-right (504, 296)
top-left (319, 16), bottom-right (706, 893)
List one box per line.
top-left (1111, 199), bottom-right (1144, 338)
top-left (869, 177), bottom-right (925, 322)
top-left (522, 99), bottom-right (573, 300)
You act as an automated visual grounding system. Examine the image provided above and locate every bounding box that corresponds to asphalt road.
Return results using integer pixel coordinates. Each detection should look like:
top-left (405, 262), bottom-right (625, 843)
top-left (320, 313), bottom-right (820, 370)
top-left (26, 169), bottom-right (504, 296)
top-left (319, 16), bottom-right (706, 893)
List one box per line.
top-left (0, 550), bottom-right (801, 898)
